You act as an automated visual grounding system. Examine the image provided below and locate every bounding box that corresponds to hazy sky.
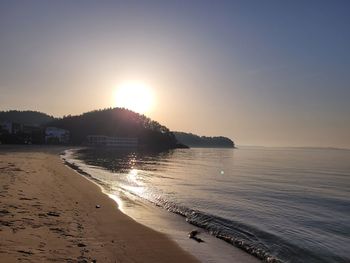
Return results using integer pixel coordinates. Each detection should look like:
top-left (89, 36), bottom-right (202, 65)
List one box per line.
top-left (1, 0), bottom-right (349, 148)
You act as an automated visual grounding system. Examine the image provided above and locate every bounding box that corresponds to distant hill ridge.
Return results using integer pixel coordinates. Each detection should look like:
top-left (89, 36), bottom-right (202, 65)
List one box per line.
top-left (0, 109), bottom-right (235, 149)
top-left (0, 110), bottom-right (55, 126)
top-left (173, 131), bottom-right (235, 148)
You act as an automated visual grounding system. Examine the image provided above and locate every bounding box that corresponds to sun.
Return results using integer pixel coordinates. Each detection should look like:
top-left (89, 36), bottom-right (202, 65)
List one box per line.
top-left (115, 81), bottom-right (154, 114)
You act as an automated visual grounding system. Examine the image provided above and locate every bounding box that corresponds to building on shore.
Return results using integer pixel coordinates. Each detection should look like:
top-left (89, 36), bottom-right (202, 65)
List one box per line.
top-left (86, 135), bottom-right (138, 148)
top-left (0, 122), bottom-right (70, 145)
top-left (45, 127), bottom-right (70, 144)
top-left (0, 121), bottom-right (22, 135)
top-left (0, 121), bottom-right (44, 144)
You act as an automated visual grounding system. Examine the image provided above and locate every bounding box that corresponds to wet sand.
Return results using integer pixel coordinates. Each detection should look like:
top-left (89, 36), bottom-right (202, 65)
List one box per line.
top-left (0, 146), bottom-right (198, 263)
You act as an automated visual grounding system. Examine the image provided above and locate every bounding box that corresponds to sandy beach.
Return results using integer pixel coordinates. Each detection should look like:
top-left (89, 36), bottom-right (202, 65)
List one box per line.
top-left (0, 146), bottom-right (198, 263)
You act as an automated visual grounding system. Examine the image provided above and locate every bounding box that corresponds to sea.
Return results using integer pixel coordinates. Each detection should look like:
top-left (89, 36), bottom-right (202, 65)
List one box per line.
top-left (62, 146), bottom-right (350, 263)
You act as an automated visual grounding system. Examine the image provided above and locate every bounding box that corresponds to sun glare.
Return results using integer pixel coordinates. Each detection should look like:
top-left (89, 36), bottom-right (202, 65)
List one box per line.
top-left (115, 81), bottom-right (154, 114)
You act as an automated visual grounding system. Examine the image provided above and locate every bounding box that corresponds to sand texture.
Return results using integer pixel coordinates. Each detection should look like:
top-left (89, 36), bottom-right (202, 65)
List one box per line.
top-left (0, 146), bottom-right (199, 263)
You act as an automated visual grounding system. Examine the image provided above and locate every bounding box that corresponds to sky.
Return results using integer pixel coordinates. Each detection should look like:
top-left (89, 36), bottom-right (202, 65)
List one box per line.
top-left (1, 0), bottom-right (349, 148)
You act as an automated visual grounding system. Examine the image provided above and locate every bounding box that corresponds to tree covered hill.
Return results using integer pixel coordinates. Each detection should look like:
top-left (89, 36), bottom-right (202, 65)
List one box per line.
top-left (173, 131), bottom-right (235, 148)
top-left (0, 110), bottom-right (55, 126)
top-left (48, 108), bottom-right (178, 149)
top-left (0, 109), bottom-right (235, 149)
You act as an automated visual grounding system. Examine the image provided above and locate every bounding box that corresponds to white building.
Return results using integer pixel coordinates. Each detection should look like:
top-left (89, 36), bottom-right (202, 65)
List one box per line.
top-left (45, 127), bottom-right (70, 144)
top-left (87, 135), bottom-right (138, 148)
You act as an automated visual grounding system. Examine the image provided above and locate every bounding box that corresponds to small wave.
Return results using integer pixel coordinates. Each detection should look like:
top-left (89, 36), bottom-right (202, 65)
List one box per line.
top-left (135, 194), bottom-right (333, 263)
top-left (139, 195), bottom-right (284, 262)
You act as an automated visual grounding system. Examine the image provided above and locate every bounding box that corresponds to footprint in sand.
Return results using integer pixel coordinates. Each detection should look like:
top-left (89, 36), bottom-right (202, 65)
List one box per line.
top-left (17, 250), bottom-right (33, 256)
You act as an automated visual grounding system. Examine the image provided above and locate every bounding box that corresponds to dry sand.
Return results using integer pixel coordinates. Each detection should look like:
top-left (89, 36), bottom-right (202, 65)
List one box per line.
top-left (0, 146), bottom-right (199, 263)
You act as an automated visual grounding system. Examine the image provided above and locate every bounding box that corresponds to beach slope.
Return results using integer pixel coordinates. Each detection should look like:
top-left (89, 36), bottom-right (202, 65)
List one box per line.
top-left (0, 146), bottom-right (198, 263)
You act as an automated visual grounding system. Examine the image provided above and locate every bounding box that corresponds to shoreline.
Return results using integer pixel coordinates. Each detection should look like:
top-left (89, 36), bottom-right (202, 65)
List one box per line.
top-left (63, 148), bottom-right (261, 263)
top-left (0, 145), bottom-right (198, 262)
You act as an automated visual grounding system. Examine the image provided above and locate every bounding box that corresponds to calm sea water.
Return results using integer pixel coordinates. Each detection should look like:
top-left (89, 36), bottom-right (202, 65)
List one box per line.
top-left (64, 147), bottom-right (350, 263)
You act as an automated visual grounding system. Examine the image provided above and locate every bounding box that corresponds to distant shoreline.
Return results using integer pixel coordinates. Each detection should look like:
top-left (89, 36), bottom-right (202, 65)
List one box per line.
top-left (237, 145), bottom-right (350, 151)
